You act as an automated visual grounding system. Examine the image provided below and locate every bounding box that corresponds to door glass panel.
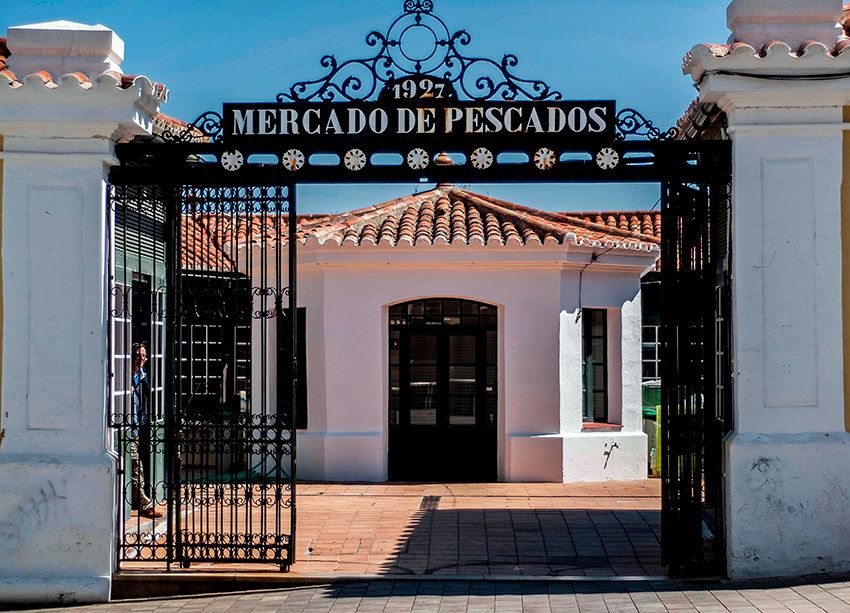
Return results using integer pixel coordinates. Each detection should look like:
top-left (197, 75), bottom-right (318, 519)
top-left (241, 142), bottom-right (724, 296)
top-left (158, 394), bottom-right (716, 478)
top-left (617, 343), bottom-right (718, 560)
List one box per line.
top-left (450, 335), bottom-right (475, 361)
top-left (409, 335), bottom-right (437, 426)
top-left (449, 366), bottom-right (476, 395)
top-left (449, 396), bottom-right (475, 425)
top-left (449, 335), bottom-right (477, 426)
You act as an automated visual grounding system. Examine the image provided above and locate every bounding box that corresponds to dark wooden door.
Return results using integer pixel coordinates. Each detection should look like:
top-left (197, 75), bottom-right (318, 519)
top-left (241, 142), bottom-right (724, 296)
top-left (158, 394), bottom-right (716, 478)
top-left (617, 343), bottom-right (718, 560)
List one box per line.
top-left (389, 327), bottom-right (496, 482)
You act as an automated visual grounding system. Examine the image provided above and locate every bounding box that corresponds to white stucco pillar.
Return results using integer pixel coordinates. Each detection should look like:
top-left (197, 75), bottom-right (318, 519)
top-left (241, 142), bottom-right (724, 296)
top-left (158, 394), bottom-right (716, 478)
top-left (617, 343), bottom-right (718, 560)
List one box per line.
top-left (686, 0), bottom-right (850, 578)
top-left (0, 22), bottom-right (162, 604)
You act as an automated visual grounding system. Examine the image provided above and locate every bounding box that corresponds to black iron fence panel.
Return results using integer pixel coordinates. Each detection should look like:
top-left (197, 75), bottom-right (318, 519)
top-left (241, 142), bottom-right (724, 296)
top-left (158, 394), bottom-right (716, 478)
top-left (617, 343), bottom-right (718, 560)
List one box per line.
top-left (660, 180), bottom-right (732, 577)
top-left (108, 182), bottom-right (297, 571)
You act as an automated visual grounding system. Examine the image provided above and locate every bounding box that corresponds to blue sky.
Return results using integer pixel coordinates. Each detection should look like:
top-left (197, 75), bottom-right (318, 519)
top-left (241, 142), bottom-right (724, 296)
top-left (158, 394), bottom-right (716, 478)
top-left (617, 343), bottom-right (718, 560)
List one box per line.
top-left (2, 0), bottom-right (729, 214)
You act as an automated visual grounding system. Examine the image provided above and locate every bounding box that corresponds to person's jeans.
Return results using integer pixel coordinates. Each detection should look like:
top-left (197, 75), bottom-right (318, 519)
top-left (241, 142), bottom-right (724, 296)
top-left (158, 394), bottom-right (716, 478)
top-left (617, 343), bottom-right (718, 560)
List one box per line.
top-left (129, 425), bottom-right (153, 511)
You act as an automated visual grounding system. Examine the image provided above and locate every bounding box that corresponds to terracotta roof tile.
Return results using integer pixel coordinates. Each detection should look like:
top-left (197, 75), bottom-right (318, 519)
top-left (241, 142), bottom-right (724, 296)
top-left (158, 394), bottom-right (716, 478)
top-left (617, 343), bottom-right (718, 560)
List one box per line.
top-left (569, 211), bottom-right (662, 242)
top-left (0, 37), bottom-right (11, 81)
top-left (181, 215), bottom-right (236, 272)
top-left (153, 113), bottom-right (209, 142)
top-left (693, 38), bottom-right (850, 62)
top-left (191, 187), bottom-right (659, 256)
top-left (0, 39), bottom-right (167, 97)
top-left (676, 99), bottom-right (726, 141)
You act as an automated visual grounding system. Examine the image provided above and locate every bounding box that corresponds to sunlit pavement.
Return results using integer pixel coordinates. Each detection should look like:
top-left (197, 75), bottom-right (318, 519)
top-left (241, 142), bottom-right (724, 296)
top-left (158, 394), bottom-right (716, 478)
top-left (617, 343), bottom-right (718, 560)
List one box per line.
top-left (121, 481), bottom-right (663, 577)
top-left (11, 576), bottom-right (850, 612)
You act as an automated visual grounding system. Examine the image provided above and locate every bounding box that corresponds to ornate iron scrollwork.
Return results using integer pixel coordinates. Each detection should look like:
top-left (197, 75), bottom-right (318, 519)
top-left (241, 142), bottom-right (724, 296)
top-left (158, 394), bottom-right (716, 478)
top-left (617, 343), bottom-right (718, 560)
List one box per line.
top-left (404, 0), bottom-right (433, 13)
top-left (616, 108), bottom-right (680, 141)
top-left (160, 111), bottom-right (224, 143)
top-left (277, 0), bottom-right (561, 102)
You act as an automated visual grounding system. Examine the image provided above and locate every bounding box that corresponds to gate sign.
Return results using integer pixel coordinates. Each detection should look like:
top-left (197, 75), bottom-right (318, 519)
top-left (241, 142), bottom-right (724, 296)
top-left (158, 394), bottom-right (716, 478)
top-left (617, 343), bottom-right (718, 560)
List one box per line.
top-left (222, 100), bottom-right (616, 146)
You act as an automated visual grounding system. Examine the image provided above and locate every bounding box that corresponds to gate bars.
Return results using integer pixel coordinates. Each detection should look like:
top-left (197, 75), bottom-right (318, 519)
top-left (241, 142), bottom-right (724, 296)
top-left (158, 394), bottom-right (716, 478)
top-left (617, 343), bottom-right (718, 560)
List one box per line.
top-left (108, 182), bottom-right (298, 570)
top-left (106, 0), bottom-right (734, 577)
top-left (660, 181), bottom-right (733, 576)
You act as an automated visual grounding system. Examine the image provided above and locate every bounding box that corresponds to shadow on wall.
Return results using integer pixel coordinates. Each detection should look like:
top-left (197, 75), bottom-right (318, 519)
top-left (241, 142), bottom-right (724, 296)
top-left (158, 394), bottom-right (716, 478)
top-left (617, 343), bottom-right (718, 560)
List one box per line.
top-left (378, 507), bottom-right (663, 577)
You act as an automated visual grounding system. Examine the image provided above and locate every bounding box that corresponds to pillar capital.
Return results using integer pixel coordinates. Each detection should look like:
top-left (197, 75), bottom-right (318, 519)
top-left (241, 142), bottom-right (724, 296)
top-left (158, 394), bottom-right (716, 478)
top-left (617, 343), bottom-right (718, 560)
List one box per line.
top-left (6, 21), bottom-right (124, 83)
top-left (1, 21), bottom-right (167, 145)
top-left (727, 0), bottom-right (844, 50)
top-left (685, 1), bottom-right (850, 86)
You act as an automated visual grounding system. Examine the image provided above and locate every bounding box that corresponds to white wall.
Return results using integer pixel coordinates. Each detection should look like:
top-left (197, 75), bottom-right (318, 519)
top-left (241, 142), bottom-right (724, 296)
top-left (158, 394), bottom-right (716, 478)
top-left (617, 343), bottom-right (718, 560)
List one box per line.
top-left (694, 25), bottom-right (850, 574)
top-left (265, 245), bottom-right (654, 483)
top-left (0, 23), bottom-right (160, 604)
top-left (723, 105), bottom-right (850, 577)
top-left (559, 268), bottom-right (648, 481)
top-left (0, 130), bottom-right (140, 604)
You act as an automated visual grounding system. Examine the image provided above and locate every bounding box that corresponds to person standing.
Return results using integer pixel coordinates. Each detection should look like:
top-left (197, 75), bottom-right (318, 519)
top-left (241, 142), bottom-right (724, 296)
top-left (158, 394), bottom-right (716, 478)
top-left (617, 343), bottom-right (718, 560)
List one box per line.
top-left (130, 343), bottom-right (162, 519)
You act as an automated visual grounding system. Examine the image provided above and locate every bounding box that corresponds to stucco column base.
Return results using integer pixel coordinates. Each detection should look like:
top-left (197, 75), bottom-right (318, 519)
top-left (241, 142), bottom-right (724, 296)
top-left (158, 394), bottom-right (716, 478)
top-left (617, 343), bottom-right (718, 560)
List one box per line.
top-left (725, 432), bottom-right (850, 579)
top-left (0, 453), bottom-right (116, 604)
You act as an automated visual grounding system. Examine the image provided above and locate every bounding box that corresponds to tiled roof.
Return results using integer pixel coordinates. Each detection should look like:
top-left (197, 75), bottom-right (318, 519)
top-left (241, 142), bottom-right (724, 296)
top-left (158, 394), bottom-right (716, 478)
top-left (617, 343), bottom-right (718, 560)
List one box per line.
top-left (569, 211), bottom-right (661, 242)
top-left (192, 187), bottom-right (660, 253)
top-left (683, 8), bottom-right (850, 81)
top-left (153, 113), bottom-right (208, 142)
top-left (182, 215), bottom-right (236, 272)
top-left (684, 38), bottom-right (850, 81)
top-left (676, 99), bottom-right (726, 141)
top-left (0, 38), bottom-right (167, 97)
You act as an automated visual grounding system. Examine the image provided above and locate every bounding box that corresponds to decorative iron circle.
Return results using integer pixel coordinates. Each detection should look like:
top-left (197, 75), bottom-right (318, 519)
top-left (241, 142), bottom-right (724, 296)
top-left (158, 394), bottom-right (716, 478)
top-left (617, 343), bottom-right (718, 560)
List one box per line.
top-left (471, 147), bottom-right (494, 170)
top-left (281, 149), bottom-right (305, 171)
top-left (596, 148), bottom-right (620, 170)
top-left (344, 149), bottom-right (368, 171)
top-left (386, 10), bottom-right (451, 75)
top-left (533, 148), bottom-right (556, 171)
top-left (399, 24), bottom-right (439, 63)
top-left (220, 150), bottom-right (244, 172)
top-left (407, 148), bottom-right (430, 170)
top-left (277, 0), bottom-right (563, 102)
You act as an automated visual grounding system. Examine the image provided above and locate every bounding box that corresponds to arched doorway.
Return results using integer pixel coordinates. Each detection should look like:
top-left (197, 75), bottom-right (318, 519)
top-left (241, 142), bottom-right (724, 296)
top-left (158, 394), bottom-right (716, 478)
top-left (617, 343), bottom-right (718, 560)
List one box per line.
top-left (388, 299), bottom-right (497, 482)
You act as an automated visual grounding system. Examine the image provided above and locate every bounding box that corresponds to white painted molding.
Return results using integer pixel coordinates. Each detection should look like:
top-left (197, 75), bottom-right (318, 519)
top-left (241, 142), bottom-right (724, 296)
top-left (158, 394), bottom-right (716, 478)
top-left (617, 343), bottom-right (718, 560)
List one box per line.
top-left (727, 0), bottom-right (844, 49)
top-left (7, 20), bottom-right (125, 82)
top-left (684, 41), bottom-right (850, 83)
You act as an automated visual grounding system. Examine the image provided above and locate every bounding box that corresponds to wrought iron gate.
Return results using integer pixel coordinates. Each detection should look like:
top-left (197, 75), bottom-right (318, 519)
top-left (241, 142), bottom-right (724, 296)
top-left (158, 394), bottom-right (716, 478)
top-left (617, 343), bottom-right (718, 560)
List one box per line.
top-left (660, 180), bottom-right (733, 577)
top-left (108, 182), bottom-right (298, 570)
top-left (104, 0), bottom-right (734, 578)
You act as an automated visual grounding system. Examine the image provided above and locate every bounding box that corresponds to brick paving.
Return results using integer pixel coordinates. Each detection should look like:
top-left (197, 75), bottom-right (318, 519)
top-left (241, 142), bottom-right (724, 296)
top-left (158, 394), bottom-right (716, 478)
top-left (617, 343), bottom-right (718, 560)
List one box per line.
top-left (122, 481), bottom-right (663, 577)
top-left (11, 577), bottom-right (850, 612)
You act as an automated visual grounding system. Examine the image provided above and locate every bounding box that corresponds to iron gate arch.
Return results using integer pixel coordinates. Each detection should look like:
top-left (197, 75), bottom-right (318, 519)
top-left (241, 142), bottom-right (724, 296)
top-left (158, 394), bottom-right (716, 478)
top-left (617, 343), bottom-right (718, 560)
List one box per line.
top-left (108, 0), bottom-right (733, 577)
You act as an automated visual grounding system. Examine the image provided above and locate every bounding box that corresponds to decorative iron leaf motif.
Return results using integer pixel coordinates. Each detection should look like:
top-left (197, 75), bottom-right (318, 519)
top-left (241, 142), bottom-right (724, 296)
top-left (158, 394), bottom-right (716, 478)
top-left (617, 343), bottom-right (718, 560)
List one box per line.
top-left (616, 108), bottom-right (680, 141)
top-left (277, 1), bottom-right (562, 102)
top-left (160, 111), bottom-right (224, 143)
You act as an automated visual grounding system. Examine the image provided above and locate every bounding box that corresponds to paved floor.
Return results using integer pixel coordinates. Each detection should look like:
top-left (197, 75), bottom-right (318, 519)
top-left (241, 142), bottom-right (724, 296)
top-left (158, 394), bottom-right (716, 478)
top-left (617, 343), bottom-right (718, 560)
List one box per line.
top-left (123, 481), bottom-right (663, 577)
top-left (11, 576), bottom-right (850, 612)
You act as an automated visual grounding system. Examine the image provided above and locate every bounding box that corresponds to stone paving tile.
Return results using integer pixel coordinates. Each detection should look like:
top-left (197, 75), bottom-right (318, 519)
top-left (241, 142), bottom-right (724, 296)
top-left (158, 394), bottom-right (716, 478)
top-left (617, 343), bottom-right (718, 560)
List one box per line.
top-left (13, 577), bottom-right (850, 612)
top-left (120, 481), bottom-right (663, 578)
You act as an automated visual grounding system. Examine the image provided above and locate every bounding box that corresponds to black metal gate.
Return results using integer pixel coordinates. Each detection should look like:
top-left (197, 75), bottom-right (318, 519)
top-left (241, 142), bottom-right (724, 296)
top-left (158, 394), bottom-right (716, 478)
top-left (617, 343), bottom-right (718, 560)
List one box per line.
top-left (105, 0), bottom-right (734, 578)
top-left (109, 182), bottom-right (298, 570)
top-left (660, 180), bottom-right (733, 576)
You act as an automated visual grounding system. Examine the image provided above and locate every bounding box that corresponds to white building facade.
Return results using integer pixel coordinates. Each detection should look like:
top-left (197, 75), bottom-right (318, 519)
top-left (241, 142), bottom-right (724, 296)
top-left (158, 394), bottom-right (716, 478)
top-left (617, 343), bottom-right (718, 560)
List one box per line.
top-left (225, 186), bottom-right (658, 484)
top-left (4, 0), bottom-right (850, 603)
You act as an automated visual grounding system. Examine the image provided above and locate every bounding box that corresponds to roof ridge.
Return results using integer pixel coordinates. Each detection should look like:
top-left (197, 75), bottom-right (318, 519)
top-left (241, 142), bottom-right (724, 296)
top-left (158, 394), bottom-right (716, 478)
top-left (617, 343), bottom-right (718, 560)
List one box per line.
top-left (447, 188), bottom-right (576, 237)
top-left (452, 188), bottom-right (577, 226)
top-left (307, 187), bottom-right (445, 240)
